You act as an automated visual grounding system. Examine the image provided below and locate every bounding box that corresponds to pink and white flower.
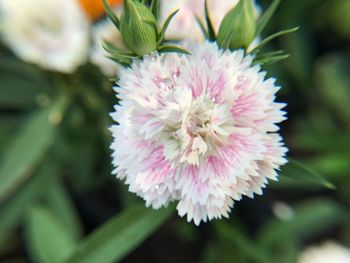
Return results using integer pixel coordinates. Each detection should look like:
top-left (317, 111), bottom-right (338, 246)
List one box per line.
top-left (110, 41), bottom-right (287, 225)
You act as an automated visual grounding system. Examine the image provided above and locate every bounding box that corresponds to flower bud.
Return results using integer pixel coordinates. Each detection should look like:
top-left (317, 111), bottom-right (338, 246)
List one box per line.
top-left (217, 0), bottom-right (256, 50)
top-left (120, 0), bottom-right (158, 56)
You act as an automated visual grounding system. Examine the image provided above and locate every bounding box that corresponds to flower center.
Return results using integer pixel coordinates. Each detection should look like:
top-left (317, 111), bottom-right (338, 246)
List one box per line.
top-left (162, 89), bottom-right (234, 166)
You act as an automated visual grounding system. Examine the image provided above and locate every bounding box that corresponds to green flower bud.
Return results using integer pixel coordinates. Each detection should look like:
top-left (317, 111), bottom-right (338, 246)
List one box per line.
top-left (217, 0), bottom-right (256, 50)
top-left (120, 0), bottom-right (158, 56)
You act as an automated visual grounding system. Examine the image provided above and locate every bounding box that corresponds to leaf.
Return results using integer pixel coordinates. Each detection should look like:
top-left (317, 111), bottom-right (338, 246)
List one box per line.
top-left (0, 116), bottom-right (20, 157)
top-left (282, 26), bottom-right (315, 85)
top-left (254, 53), bottom-right (290, 65)
top-left (215, 222), bottom-right (272, 263)
top-left (45, 172), bottom-right (82, 239)
top-left (253, 49), bottom-right (285, 58)
top-left (307, 153), bottom-right (350, 179)
top-left (103, 41), bottom-right (134, 66)
top-left (158, 45), bottom-right (191, 55)
top-left (25, 206), bottom-right (77, 263)
top-left (103, 41), bottom-right (135, 58)
top-left (0, 76), bottom-right (48, 109)
top-left (66, 204), bottom-right (174, 263)
top-left (281, 158), bottom-right (336, 190)
top-left (278, 242), bottom-right (299, 263)
top-left (204, 0), bottom-right (216, 41)
top-left (0, 58), bottom-right (50, 109)
top-left (201, 242), bottom-right (221, 263)
top-left (150, 0), bottom-right (159, 20)
top-left (118, 182), bottom-right (141, 208)
top-left (256, 0), bottom-right (282, 36)
top-left (102, 0), bottom-right (120, 29)
top-left (0, 93), bottom-right (69, 204)
top-left (195, 16), bottom-right (209, 39)
top-left (102, 41), bottom-right (137, 67)
top-left (257, 198), bottom-right (344, 249)
top-left (315, 54), bottom-right (350, 122)
top-left (158, 9), bottom-right (179, 44)
top-left (251, 27), bottom-right (299, 53)
top-left (0, 57), bottom-right (45, 81)
top-left (52, 125), bottom-right (102, 192)
top-left (0, 164), bottom-right (47, 248)
top-left (108, 56), bottom-right (132, 68)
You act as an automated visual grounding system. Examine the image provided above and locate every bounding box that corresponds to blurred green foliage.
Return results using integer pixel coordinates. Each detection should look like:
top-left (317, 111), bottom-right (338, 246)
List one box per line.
top-left (0, 0), bottom-right (350, 262)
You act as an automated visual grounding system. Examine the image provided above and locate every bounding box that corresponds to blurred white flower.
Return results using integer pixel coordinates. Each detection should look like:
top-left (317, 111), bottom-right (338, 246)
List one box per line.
top-left (90, 10), bottom-right (124, 77)
top-left (299, 242), bottom-right (350, 263)
top-left (110, 41), bottom-right (287, 225)
top-left (159, 0), bottom-right (260, 44)
top-left (0, 0), bottom-right (90, 73)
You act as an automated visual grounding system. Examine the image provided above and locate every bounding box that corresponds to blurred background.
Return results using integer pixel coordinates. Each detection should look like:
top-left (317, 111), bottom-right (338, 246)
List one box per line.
top-left (0, 0), bottom-right (349, 262)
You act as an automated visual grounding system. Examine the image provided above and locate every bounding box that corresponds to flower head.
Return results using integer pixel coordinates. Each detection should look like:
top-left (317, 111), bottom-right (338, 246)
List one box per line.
top-left (299, 242), bottom-right (350, 263)
top-left (110, 41), bottom-right (287, 225)
top-left (0, 0), bottom-right (90, 73)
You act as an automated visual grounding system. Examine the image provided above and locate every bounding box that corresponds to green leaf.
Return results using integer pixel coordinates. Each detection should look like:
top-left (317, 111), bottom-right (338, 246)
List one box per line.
top-left (0, 76), bottom-right (49, 109)
top-left (256, 0), bottom-right (281, 36)
top-left (0, 164), bottom-right (47, 248)
top-left (118, 182), bottom-right (141, 208)
top-left (308, 153), bottom-right (350, 179)
top-left (257, 198), bottom-right (344, 249)
top-left (102, 41), bottom-right (134, 66)
top-left (0, 93), bottom-right (69, 204)
top-left (66, 204), bottom-right (174, 263)
top-left (281, 158), bottom-right (336, 190)
top-left (0, 57), bottom-right (46, 85)
top-left (278, 242), bottom-right (299, 263)
top-left (329, 0), bottom-right (350, 38)
top-left (25, 206), bottom-right (77, 263)
top-left (204, 0), bottom-right (216, 41)
top-left (0, 116), bottom-right (21, 157)
top-left (45, 172), bottom-right (82, 239)
top-left (0, 77), bottom-right (50, 110)
top-left (282, 26), bottom-right (314, 85)
top-left (215, 222), bottom-right (272, 263)
top-left (108, 56), bottom-right (132, 68)
top-left (315, 54), bottom-right (350, 122)
top-left (195, 16), bottom-right (209, 39)
top-left (52, 125), bottom-right (102, 192)
top-left (253, 50), bottom-right (285, 59)
top-left (202, 244), bottom-right (218, 263)
top-left (158, 45), bottom-right (191, 55)
top-left (0, 58), bottom-right (50, 109)
top-left (102, 0), bottom-right (120, 29)
top-left (150, 0), bottom-right (159, 20)
top-left (254, 53), bottom-right (290, 65)
top-left (158, 9), bottom-right (179, 44)
top-left (103, 41), bottom-right (135, 58)
top-left (251, 27), bottom-right (299, 53)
